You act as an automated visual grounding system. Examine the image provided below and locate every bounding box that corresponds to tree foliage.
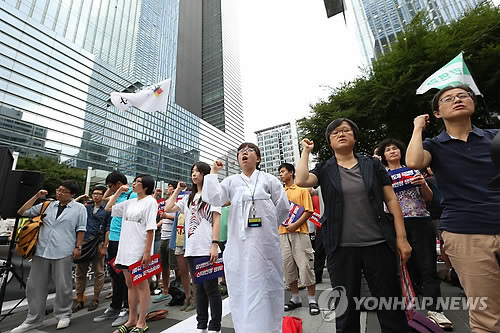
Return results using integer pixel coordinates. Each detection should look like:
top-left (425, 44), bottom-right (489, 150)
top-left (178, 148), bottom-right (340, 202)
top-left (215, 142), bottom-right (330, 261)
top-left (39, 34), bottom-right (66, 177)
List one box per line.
top-left (16, 156), bottom-right (86, 196)
top-left (299, 2), bottom-right (500, 162)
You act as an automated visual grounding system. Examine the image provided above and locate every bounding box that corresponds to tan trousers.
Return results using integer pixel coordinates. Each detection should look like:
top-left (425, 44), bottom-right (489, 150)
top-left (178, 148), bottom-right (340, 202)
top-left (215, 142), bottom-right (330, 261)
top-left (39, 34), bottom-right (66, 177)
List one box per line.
top-left (280, 232), bottom-right (316, 287)
top-left (75, 244), bottom-right (105, 299)
top-left (442, 231), bottom-right (500, 333)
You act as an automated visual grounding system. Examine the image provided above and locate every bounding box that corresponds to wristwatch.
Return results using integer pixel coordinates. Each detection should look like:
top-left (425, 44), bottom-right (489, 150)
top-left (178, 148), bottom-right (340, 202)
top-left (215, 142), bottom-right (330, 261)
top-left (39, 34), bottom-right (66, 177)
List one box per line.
top-left (75, 245), bottom-right (82, 250)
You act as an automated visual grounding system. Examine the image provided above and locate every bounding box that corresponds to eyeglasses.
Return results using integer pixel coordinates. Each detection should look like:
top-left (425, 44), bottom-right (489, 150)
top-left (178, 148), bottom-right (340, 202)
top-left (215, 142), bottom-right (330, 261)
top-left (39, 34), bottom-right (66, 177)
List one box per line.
top-left (330, 128), bottom-right (353, 137)
top-left (56, 189), bottom-right (71, 194)
top-left (439, 92), bottom-right (472, 104)
top-left (238, 148), bottom-right (256, 154)
top-left (133, 180), bottom-right (142, 184)
top-left (92, 193), bottom-right (104, 196)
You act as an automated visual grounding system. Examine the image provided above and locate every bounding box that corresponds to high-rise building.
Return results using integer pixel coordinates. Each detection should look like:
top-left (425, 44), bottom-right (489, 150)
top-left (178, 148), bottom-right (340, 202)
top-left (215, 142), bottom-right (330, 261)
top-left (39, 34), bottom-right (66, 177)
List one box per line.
top-left (175, 0), bottom-right (244, 141)
top-left (348, 0), bottom-right (479, 65)
top-left (255, 122), bottom-right (300, 179)
top-left (0, 0), bottom-right (243, 184)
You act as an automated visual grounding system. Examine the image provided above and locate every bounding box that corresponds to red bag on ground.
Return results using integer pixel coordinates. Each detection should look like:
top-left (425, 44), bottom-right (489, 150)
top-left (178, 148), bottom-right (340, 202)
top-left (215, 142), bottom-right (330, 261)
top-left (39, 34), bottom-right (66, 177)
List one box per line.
top-left (282, 316), bottom-right (302, 333)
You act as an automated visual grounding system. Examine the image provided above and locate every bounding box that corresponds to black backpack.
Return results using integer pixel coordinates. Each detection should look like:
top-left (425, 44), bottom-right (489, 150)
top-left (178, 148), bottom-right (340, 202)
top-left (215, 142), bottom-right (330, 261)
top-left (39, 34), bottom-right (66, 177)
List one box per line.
top-left (168, 280), bottom-right (186, 305)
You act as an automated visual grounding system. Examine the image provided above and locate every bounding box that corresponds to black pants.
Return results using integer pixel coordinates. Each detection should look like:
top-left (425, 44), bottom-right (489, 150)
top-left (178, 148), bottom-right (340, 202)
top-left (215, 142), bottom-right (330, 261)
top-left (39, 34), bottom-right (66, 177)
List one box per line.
top-left (327, 242), bottom-right (409, 333)
top-left (187, 256), bottom-right (222, 331)
top-left (108, 240), bottom-right (128, 310)
top-left (405, 216), bottom-right (442, 311)
top-left (314, 227), bottom-right (327, 283)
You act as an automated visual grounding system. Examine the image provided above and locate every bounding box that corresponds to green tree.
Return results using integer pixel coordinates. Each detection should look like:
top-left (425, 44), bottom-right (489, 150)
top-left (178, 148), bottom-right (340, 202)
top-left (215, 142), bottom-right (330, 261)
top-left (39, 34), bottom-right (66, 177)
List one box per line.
top-left (16, 156), bottom-right (86, 196)
top-left (299, 2), bottom-right (500, 162)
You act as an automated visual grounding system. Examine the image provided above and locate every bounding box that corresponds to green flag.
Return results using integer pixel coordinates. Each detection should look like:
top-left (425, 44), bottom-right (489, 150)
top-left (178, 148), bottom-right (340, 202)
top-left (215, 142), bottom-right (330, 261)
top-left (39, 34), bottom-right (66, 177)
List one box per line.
top-left (416, 52), bottom-right (481, 95)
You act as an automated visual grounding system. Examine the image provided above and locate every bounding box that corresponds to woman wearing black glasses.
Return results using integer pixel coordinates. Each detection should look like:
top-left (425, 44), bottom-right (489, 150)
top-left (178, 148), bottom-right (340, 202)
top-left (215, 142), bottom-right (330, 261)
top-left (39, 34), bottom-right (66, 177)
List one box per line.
top-left (296, 118), bottom-right (411, 332)
top-left (203, 142), bottom-right (290, 333)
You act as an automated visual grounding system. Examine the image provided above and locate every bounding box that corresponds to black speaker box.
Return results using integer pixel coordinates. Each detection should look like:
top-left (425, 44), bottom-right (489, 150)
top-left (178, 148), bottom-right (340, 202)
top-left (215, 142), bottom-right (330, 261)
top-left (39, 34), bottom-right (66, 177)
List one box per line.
top-left (0, 170), bottom-right (45, 218)
top-left (0, 146), bottom-right (14, 215)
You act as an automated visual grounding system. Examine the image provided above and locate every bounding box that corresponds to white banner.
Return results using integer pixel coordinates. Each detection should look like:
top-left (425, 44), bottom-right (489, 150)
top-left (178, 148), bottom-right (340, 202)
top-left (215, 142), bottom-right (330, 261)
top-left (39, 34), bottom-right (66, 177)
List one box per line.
top-left (110, 78), bottom-right (171, 112)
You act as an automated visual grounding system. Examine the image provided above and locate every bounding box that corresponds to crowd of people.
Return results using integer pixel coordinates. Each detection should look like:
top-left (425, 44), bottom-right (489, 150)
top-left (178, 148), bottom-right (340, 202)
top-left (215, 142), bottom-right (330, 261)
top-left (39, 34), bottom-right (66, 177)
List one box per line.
top-left (9, 84), bottom-right (499, 333)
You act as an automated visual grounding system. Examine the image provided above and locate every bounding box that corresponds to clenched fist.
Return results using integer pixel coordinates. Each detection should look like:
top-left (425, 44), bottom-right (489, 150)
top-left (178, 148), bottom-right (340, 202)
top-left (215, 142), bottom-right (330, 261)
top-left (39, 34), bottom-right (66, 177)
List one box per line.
top-left (301, 139), bottom-right (314, 153)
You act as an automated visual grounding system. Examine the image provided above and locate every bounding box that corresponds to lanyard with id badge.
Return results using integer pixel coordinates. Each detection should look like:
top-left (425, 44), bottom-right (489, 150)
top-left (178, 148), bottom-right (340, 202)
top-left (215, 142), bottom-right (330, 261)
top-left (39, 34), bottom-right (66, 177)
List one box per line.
top-left (241, 172), bottom-right (262, 227)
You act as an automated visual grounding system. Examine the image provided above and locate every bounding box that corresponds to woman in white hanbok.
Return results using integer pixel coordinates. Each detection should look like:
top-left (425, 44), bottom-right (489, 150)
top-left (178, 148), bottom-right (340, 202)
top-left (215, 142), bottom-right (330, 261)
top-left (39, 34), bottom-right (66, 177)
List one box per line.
top-left (203, 143), bottom-right (290, 333)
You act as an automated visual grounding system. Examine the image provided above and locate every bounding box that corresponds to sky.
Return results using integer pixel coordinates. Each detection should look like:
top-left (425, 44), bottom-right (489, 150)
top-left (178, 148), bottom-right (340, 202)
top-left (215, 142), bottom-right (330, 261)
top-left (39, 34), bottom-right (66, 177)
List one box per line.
top-left (238, 1), bottom-right (364, 142)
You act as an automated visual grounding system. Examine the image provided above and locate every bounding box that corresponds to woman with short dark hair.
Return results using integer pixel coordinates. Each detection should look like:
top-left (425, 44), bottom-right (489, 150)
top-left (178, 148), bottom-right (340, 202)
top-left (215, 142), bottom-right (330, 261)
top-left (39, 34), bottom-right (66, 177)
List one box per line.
top-left (105, 174), bottom-right (158, 333)
top-left (203, 142), bottom-right (290, 333)
top-left (296, 118), bottom-right (411, 332)
top-left (377, 138), bottom-right (452, 329)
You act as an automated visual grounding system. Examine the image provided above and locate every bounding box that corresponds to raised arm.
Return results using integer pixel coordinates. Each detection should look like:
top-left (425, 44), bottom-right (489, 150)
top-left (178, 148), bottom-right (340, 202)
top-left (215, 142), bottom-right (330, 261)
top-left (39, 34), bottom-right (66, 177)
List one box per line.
top-left (202, 160), bottom-right (230, 207)
top-left (406, 115), bottom-right (432, 170)
top-left (105, 185), bottom-right (128, 211)
top-left (164, 182), bottom-right (185, 213)
top-left (296, 139), bottom-right (319, 188)
top-left (18, 189), bottom-right (48, 216)
top-left (103, 187), bottom-right (114, 201)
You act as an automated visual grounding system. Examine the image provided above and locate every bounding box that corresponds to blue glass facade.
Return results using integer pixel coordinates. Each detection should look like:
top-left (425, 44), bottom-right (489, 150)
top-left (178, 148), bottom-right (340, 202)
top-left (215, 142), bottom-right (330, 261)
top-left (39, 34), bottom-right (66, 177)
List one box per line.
top-left (0, 0), bottom-right (242, 184)
top-left (349, 0), bottom-right (479, 65)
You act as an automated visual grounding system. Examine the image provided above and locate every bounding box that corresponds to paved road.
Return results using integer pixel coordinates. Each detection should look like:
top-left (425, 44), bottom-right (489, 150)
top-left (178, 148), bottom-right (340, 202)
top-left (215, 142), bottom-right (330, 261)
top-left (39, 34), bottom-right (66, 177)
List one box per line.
top-left (1, 269), bottom-right (470, 333)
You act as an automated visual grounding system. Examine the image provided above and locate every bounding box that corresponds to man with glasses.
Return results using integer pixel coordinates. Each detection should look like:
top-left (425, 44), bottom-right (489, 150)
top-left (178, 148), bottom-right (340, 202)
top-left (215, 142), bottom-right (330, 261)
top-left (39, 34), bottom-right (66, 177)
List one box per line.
top-left (94, 172), bottom-right (137, 327)
top-left (72, 185), bottom-right (111, 313)
top-left (12, 180), bottom-right (87, 333)
top-left (407, 84), bottom-right (500, 332)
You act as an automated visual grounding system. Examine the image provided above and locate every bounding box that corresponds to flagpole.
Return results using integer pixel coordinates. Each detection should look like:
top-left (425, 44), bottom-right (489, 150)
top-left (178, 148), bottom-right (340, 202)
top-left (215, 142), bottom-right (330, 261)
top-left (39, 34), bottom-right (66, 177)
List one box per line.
top-left (155, 105), bottom-right (168, 184)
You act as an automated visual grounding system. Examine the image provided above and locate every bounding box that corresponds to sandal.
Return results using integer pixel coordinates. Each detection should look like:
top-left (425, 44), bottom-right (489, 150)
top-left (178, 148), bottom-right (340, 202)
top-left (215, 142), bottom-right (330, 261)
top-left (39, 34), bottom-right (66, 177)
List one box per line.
top-left (130, 326), bottom-right (149, 333)
top-left (309, 302), bottom-right (320, 315)
top-left (284, 300), bottom-right (302, 311)
top-left (114, 324), bottom-right (133, 333)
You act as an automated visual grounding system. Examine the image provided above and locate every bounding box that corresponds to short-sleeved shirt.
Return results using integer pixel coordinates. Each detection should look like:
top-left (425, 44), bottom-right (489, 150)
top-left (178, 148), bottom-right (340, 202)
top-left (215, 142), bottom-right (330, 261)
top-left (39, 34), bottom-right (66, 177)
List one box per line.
top-left (108, 188), bottom-right (137, 241)
top-left (23, 199), bottom-right (87, 259)
top-left (175, 193), bottom-right (221, 257)
top-left (385, 168), bottom-right (430, 218)
top-left (160, 216), bottom-right (174, 240)
top-left (279, 183), bottom-right (314, 235)
top-left (112, 195), bottom-right (158, 265)
top-left (423, 127), bottom-right (500, 234)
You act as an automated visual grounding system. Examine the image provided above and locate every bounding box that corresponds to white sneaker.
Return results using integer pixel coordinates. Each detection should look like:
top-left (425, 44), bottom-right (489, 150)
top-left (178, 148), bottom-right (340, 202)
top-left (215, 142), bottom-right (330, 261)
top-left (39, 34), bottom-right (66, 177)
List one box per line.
top-left (111, 308), bottom-right (129, 327)
top-left (56, 317), bottom-right (71, 329)
top-left (195, 329), bottom-right (208, 333)
top-left (428, 311), bottom-right (453, 330)
top-left (11, 322), bottom-right (43, 333)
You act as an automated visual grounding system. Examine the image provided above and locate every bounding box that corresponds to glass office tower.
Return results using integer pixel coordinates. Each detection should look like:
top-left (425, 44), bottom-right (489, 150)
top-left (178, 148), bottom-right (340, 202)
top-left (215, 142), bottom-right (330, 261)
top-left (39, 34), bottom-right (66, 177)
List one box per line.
top-left (0, 0), bottom-right (243, 183)
top-left (348, 0), bottom-right (479, 65)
